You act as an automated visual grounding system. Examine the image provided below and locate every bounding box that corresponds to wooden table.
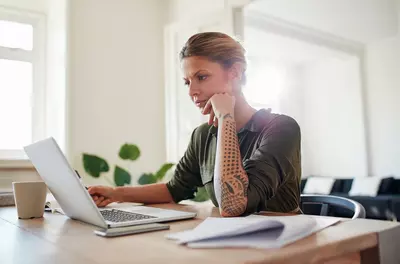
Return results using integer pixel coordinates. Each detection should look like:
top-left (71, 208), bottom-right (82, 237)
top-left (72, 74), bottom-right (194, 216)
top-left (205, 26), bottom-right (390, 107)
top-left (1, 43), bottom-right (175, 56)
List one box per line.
top-left (0, 203), bottom-right (399, 264)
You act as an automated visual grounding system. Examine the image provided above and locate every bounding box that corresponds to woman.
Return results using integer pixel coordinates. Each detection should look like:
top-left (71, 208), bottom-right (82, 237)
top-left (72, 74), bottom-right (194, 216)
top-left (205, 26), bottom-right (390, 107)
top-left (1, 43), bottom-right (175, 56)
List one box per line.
top-left (88, 32), bottom-right (301, 217)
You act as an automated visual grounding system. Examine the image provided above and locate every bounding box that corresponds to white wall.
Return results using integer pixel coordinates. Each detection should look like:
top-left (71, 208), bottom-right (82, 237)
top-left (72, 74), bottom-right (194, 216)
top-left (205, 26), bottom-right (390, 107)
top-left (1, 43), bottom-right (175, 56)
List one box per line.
top-left (301, 57), bottom-right (368, 177)
top-left (68, 0), bottom-right (168, 186)
top-left (277, 65), bottom-right (308, 175)
top-left (46, 0), bottom-right (67, 152)
top-left (166, 0), bottom-right (250, 24)
top-left (246, 0), bottom-right (398, 44)
top-left (260, 56), bottom-right (368, 178)
top-left (167, 0), bottom-right (224, 23)
top-left (365, 4), bottom-right (400, 176)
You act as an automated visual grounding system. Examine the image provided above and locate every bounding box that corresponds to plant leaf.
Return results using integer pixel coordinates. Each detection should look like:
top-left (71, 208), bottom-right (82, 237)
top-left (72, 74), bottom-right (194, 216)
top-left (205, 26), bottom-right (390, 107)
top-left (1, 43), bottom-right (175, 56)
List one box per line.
top-left (114, 166), bottom-right (131, 186)
top-left (138, 173), bottom-right (158, 185)
top-left (155, 163), bottom-right (175, 181)
top-left (82, 153), bottom-right (109, 178)
top-left (191, 187), bottom-right (210, 202)
top-left (118, 143), bottom-right (140, 161)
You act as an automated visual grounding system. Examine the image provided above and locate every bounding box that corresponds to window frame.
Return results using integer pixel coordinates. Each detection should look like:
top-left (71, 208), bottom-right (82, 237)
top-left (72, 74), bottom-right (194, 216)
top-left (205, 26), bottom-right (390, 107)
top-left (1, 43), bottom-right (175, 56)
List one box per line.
top-left (0, 7), bottom-right (46, 164)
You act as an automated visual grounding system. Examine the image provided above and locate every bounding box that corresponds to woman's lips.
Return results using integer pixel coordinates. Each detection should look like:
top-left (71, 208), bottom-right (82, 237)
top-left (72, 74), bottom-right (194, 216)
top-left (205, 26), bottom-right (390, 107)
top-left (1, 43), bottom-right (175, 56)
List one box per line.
top-left (195, 100), bottom-right (206, 108)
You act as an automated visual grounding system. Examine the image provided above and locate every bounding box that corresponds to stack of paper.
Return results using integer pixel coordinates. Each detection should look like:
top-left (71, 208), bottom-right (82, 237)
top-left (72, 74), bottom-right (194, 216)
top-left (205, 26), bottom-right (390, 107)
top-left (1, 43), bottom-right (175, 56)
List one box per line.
top-left (166, 215), bottom-right (339, 249)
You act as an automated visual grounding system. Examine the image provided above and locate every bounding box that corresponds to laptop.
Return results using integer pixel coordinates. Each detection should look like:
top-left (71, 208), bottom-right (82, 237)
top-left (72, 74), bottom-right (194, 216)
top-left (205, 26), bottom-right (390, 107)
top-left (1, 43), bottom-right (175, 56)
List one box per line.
top-left (24, 137), bottom-right (197, 228)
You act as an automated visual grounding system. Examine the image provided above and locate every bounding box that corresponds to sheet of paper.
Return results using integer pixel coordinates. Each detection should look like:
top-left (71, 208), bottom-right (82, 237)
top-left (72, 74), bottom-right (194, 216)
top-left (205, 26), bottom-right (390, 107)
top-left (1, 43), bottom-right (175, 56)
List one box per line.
top-left (185, 216), bottom-right (339, 249)
top-left (166, 215), bottom-right (284, 244)
top-left (166, 214), bottom-right (340, 249)
top-left (187, 228), bottom-right (285, 249)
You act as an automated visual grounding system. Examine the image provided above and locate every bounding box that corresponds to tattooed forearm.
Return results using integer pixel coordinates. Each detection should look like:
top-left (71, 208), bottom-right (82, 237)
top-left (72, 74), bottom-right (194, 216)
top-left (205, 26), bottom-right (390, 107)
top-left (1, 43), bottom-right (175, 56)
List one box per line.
top-left (220, 174), bottom-right (249, 216)
top-left (214, 115), bottom-right (249, 217)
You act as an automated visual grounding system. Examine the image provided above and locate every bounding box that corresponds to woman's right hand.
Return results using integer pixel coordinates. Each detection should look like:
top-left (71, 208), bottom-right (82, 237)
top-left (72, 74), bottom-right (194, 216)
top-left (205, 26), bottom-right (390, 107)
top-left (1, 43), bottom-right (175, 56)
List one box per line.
top-left (88, 185), bottom-right (122, 207)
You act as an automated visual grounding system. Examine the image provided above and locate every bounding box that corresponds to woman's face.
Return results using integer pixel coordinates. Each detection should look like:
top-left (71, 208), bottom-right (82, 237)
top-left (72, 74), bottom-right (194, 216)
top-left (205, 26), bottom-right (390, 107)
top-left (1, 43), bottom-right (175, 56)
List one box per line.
top-left (182, 56), bottom-right (235, 111)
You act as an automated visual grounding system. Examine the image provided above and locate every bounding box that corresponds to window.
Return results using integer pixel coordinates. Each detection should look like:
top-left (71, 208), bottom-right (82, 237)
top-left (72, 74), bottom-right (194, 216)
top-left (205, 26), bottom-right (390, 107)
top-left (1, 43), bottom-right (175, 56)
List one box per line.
top-left (0, 8), bottom-right (46, 161)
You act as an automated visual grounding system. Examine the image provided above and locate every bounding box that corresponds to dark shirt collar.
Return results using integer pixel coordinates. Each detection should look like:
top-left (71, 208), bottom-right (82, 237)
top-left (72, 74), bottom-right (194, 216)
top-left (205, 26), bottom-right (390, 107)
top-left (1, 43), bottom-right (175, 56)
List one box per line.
top-left (210, 108), bottom-right (272, 135)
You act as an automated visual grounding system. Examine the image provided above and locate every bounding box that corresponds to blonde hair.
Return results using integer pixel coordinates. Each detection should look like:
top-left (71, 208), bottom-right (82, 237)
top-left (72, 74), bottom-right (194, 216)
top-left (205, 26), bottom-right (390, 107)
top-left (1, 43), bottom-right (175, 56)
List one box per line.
top-left (179, 32), bottom-right (247, 85)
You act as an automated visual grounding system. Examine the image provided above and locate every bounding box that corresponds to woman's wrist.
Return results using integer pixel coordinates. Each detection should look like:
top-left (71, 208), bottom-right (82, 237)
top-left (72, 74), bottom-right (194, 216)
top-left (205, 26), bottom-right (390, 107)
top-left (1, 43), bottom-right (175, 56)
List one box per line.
top-left (220, 112), bottom-right (234, 120)
top-left (113, 187), bottom-right (126, 202)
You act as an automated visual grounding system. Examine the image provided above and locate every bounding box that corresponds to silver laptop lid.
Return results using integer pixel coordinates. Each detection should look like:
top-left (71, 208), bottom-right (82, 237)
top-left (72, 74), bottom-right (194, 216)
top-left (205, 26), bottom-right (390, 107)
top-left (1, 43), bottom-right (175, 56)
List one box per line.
top-left (24, 137), bottom-right (107, 228)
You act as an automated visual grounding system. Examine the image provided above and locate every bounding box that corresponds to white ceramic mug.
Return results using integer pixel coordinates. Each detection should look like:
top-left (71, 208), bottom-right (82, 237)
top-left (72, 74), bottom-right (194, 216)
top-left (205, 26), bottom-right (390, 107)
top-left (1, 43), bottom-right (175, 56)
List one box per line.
top-left (12, 181), bottom-right (47, 219)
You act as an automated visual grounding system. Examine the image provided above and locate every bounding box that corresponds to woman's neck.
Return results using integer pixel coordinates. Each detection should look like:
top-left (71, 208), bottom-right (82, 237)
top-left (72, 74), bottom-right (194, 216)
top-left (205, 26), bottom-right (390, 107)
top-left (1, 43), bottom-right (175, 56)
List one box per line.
top-left (233, 94), bottom-right (257, 131)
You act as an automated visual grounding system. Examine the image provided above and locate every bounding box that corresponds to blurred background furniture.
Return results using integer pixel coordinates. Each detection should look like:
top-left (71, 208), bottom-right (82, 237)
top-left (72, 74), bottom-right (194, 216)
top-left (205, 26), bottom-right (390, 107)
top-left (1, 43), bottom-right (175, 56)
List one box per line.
top-left (300, 194), bottom-right (366, 219)
top-left (301, 176), bottom-right (400, 221)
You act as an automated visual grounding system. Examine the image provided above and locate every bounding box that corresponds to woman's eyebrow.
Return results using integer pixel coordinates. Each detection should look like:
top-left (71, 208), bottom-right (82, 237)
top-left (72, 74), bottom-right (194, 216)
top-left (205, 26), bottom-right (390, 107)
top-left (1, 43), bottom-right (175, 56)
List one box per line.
top-left (184, 69), bottom-right (210, 81)
top-left (183, 70), bottom-right (201, 81)
top-left (193, 69), bottom-right (211, 77)
top-left (190, 70), bottom-right (202, 78)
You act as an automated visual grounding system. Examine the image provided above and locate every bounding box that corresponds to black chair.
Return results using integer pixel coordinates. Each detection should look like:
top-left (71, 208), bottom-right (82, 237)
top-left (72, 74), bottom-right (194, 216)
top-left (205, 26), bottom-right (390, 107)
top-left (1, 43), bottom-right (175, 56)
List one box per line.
top-left (300, 194), bottom-right (366, 219)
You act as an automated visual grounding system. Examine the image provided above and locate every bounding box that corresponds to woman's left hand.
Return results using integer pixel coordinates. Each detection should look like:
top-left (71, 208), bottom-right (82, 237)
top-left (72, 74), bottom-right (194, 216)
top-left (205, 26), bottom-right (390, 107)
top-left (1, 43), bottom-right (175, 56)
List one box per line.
top-left (202, 93), bottom-right (235, 126)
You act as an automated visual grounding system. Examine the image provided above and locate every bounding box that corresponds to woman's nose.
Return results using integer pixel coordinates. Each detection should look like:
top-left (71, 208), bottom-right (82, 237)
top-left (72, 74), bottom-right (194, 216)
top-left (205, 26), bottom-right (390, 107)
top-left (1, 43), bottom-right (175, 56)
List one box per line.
top-left (188, 84), bottom-right (199, 97)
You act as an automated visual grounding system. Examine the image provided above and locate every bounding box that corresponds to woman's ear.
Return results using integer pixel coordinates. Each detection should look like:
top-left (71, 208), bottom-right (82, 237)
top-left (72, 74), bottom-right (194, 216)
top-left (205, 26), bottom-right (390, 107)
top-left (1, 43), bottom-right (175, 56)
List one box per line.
top-left (228, 63), bottom-right (243, 94)
top-left (229, 62), bottom-right (243, 83)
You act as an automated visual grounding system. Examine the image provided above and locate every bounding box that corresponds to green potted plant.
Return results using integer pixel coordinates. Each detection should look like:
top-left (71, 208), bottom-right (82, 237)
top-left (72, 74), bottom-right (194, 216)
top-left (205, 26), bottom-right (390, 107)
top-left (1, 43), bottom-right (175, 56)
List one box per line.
top-left (82, 143), bottom-right (209, 202)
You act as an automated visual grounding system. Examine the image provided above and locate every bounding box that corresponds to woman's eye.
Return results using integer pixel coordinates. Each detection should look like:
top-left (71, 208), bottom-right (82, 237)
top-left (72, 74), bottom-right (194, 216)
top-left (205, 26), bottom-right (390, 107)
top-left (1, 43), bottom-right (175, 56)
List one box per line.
top-left (184, 80), bottom-right (190, 86)
top-left (198, 75), bottom-right (208, 81)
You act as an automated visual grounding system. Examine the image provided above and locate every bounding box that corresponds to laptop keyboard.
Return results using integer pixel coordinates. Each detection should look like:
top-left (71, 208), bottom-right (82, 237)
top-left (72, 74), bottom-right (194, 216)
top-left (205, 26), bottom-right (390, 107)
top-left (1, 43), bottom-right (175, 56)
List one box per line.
top-left (100, 209), bottom-right (157, 223)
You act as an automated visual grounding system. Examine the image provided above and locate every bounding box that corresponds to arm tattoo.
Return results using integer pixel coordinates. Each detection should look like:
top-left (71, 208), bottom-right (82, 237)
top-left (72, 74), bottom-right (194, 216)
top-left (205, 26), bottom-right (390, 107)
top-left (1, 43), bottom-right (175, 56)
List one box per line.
top-left (215, 116), bottom-right (249, 216)
top-left (221, 113), bottom-right (234, 120)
